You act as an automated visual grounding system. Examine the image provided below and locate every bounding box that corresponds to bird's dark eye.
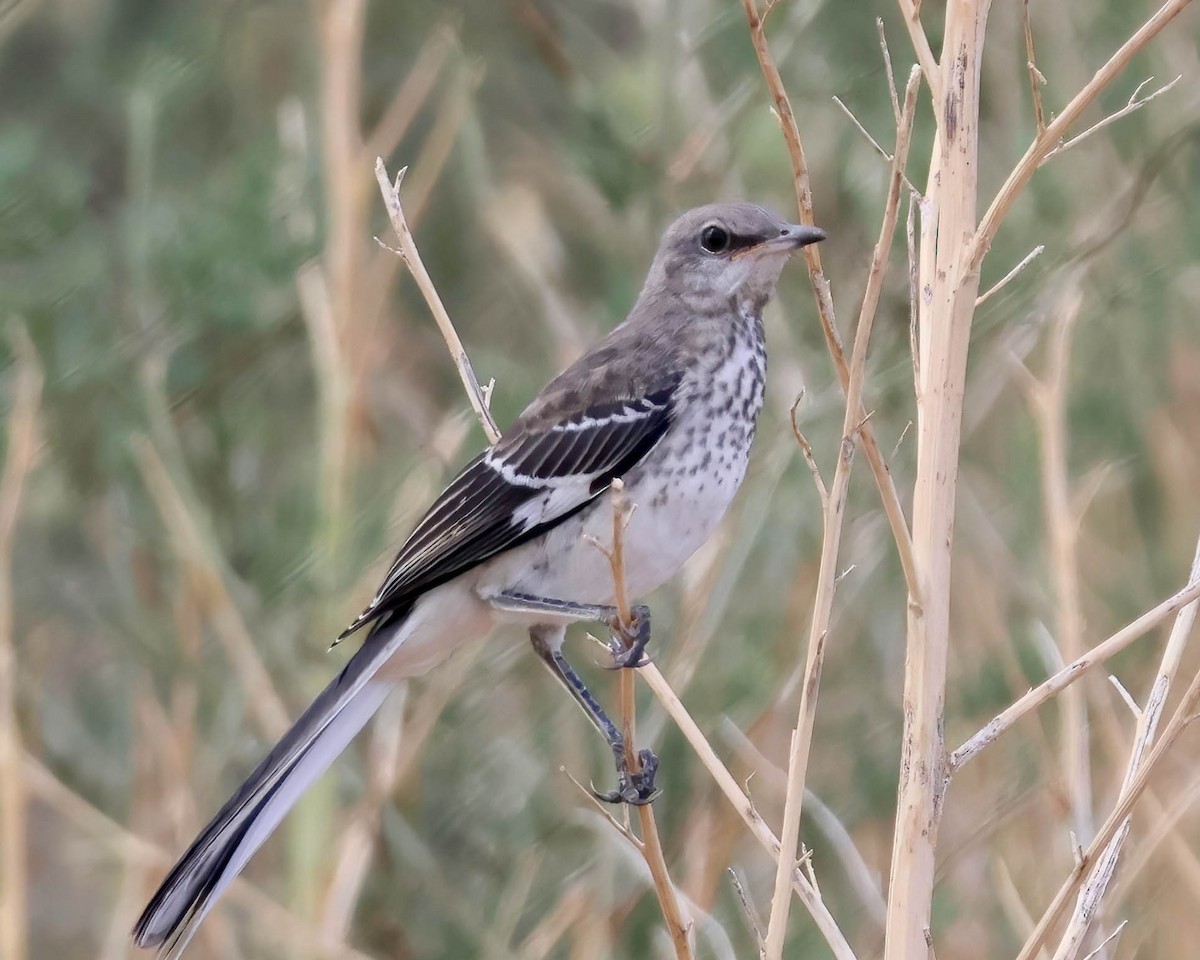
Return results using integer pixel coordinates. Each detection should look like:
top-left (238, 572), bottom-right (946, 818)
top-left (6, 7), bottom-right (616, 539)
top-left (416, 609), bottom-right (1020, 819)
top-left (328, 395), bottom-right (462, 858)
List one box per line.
top-left (699, 224), bottom-right (730, 254)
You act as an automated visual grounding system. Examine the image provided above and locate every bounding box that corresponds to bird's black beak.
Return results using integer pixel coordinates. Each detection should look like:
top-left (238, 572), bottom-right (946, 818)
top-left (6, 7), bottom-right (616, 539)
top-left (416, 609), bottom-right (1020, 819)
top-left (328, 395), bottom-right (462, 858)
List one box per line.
top-left (777, 223), bottom-right (827, 249)
top-left (736, 223), bottom-right (826, 258)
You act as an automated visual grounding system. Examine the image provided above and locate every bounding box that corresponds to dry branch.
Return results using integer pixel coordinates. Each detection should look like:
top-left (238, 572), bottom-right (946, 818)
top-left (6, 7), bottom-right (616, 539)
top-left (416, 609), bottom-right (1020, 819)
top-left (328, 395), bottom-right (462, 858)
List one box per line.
top-left (741, 0), bottom-right (921, 606)
top-left (1050, 534), bottom-right (1200, 959)
top-left (969, 0), bottom-right (1193, 271)
top-left (0, 328), bottom-right (42, 960)
top-left (601, 479), bottom-right (693, 960)
top-left (638, 664), bottom-right (858, 960)
top-left (951, 575), bottom-right (1200, 770)
top-left (762, 66), bottom-right (921, 960)
top-left (374, 159), bottom-right (502, 444)
top-left (884, 5), bottom-right (992, 957)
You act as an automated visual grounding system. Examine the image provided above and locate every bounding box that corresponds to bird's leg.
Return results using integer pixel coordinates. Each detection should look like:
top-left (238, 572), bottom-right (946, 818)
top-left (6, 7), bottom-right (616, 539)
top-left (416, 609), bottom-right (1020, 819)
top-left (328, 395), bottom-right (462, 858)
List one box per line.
top-left (489, 591), bottom-right (652, 668)
top-left (528, 625), bottom-right (660, 805)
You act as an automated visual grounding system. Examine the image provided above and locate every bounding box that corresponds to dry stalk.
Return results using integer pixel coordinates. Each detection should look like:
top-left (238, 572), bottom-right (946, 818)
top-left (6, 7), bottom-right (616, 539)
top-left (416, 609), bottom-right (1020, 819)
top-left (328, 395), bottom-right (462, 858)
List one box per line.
top-left (950, 573), bottom-right (1200, 771)
top-left (638, 663), bottom-right (857, 960)
top-left (884, 4), bottom-right (991, 957)
top-left (134, 438), bottom-right (291, 740)
top-left (894, 0), bottom-right (942, 104)
top-left (601, 479), bottom-right (693, 960)
top-left (0, 329), bottom-right (42, 960)
top-left (374, 158), bottom-right (501, 444)
top-left (968, 0), bottom-right (1194, 272)
top-left (1029, 285), bottom-right (1093, 842)
top-left (1049, 534), bottom-right (1200, 960)
top-left (1021, 0), bottom-right (1047, 134)
top-left (741, 0), bottom-right (921, 606)
top-left (26, 754), bottom-right (379, 960)
top-left (1016, 650), bottom-right (1200, 960)
top-left (762, 66), bottom-right (921, 960)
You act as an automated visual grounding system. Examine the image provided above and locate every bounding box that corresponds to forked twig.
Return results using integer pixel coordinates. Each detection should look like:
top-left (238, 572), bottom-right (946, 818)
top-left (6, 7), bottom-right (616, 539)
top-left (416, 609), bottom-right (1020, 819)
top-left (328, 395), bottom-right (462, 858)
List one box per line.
top-left (742, 0), bottom-right (921, 618)
top-left (762, 65), bottom-right (922, 960)
top-left (950, 573), bottom-right (1200, 771)
top-left (1043, 75), bottom-right (1182, 163)
top-left (374, 158), bottom-right (501, 444)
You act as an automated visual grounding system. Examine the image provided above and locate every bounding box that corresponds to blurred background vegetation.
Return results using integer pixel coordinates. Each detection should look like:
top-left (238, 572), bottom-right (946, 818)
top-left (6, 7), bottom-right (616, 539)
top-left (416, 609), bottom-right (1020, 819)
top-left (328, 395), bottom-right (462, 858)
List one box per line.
top-left (3, 0), bottom-right (1200, 957)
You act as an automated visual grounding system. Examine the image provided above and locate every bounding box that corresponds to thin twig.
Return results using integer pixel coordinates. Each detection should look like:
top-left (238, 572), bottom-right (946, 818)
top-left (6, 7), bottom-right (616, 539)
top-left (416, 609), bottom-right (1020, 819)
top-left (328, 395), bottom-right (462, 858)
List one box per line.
top-left (599, 479), bottom-right (693, 959)
top-left (1043, 75), bottom-right (1182, 162)
top-left (763, 66), bottom-right (921, 960)
top-left (1050, 535), bottom-right (1200, 960)
top-left (970, 0), bottom-right (1193, 271)
top-left (895, 0), bottom-right (942, 105)
top-left (0, 328), bottom-right (42, 960)
top-left (1016, 654), bottom-right (1200, 960)
top-left (742, 0), bottom-right (922, 619)
top-left (1022, 0), bottom-right (1047, 134)
top-left (975, 245), bottom-right (1045, 306)
top-left (951, 568), bottom-right (1200, 770)
top-left (374, 158), bottom-right (502, 444)
top-left (638, 663), bottom-right (858, 960)
top-left (877, 19), bottom-right (901, 126)
top-left (789, 398), bottom-right (829, 509)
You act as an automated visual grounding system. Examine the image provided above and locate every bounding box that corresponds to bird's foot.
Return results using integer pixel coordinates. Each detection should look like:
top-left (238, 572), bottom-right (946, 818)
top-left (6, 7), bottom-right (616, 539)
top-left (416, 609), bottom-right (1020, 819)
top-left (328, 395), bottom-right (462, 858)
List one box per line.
top-left (604, 604), bottom-right (652, 669)
top-left (592, 745), bottom-right (660, 806)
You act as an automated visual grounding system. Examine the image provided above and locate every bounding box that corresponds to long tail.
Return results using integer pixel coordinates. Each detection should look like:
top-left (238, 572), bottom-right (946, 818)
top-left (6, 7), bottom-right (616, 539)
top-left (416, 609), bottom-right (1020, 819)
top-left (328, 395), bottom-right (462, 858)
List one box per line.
top-left (133, 606), bottom-right (415, 958)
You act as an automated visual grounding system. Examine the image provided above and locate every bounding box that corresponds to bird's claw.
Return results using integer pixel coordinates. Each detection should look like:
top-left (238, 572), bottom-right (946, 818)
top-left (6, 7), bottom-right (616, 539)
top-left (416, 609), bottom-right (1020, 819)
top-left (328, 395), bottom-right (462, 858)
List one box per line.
top-left (605, 604), bottom-right (652, 669)
top-left (592, 747), bottom-right (660, 806)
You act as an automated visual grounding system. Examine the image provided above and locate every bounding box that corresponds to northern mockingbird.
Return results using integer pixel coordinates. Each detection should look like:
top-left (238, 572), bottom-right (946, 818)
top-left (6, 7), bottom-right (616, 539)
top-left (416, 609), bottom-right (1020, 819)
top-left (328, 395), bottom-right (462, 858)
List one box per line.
top-left (134, 202), bottom-right (824, 956)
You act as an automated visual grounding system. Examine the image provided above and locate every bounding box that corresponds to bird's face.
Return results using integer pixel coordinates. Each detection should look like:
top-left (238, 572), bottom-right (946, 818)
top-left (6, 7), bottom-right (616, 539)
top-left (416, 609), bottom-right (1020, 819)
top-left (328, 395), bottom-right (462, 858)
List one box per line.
top-left (650, 203), bottom-right (825, 310)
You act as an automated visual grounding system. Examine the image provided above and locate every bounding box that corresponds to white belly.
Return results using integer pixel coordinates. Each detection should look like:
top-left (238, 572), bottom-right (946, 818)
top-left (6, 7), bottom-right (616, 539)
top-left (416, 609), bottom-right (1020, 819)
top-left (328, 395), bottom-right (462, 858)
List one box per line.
top-left (476, 335), bottom-right (765, 610)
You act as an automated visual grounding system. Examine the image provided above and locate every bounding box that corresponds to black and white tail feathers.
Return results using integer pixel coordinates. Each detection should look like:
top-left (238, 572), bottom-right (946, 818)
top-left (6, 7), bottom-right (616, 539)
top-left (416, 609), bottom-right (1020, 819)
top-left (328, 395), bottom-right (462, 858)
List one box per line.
top-left (133, 608), bottom-right (413, 958)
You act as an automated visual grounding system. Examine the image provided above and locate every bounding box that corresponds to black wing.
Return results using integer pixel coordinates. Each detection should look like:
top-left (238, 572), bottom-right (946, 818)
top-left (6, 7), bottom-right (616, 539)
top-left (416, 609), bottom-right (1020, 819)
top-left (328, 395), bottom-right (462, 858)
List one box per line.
top-left (338, 383), bottom-right (678, 639)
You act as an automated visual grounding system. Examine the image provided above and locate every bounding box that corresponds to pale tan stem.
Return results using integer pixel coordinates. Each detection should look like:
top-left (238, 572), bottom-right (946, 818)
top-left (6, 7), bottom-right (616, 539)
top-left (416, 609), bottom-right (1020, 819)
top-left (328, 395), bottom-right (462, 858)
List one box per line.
top-left (969, 0), bottom-right (1194, 272)
top-left (762, 67), bottom-right (921, 960)
top-left (1033, 285), bottom-right (1093, 842)
top-left (884, 4), bottom-right (991, 958)
top-left (741, 0), bottom-right (920, 606)
top-left (950, 575), bottom-right (1200, 770)
top-left (0, 329), bottom-right (42, 960)
top-left (895, 0), bottom-right (942, 105)
top-left (638, 664), bottom-right (858, 960)
top-left (604, 480), bottom-right (693, 959)
top-left (1050, 534), bottom-right (1200, 960)
top-left (374, 158), bottom-right (501, 444)
top-left (1016, 656), bottom-right (1200, 960)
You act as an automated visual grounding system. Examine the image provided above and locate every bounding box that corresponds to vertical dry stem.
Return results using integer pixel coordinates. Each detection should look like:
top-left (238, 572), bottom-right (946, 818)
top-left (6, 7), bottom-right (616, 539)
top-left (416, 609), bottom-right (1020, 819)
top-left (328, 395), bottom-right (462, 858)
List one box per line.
top-left (741, 0), bottom-right (921, 605)
top-left (605, 479), bottom-right (693, 960)
top-left (1049, 533), bottom-right (1200, 960)
top-left (762, 68), bottom-right (921, 960)
top-left (1032, 285), bottom-right (1094, 842)
top-left (0, 329), bottom-right (42, 960)
top-left (884, 4), bottom-right (991, 958)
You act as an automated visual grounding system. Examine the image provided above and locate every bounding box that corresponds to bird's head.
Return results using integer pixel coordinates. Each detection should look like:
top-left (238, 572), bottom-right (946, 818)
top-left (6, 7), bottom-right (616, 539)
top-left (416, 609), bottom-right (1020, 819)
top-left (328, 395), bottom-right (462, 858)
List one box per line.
top-left (645, 202), bottom-right (825, 314)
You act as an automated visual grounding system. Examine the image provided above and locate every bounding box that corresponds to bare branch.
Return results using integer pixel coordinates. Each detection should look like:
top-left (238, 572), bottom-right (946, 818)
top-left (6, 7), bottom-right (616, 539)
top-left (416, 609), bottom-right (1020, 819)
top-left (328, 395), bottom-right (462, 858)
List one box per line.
top-left (975, 245), bottom-right (1045, 306)
top-left (0, 327), bottom-right (42, 960)
top-left (950, 574), bottom-right (1200, 771)
top-left (1043, 75), bottom-right (1182, 162)
top-left (764, 66), bottom-right (921, 960)
top-left (374, 158), bottom-right (502, 444)
top-left (1022, 0), bottom-right (1047, 134)
top-left (970, 0), bottom-right (1193, 272)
